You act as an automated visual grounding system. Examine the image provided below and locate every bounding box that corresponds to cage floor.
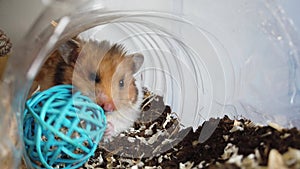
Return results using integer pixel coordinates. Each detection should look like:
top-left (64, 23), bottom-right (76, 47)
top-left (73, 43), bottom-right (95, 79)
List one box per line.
top-left (80, 89), bottom-right (300, 169)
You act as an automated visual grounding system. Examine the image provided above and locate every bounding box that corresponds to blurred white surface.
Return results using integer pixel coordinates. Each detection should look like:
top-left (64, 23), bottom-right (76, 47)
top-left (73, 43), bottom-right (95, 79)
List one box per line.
top-left (0, 0), bottom-right (44, 45)
top-left (0, 0), bottom-right (299, 46)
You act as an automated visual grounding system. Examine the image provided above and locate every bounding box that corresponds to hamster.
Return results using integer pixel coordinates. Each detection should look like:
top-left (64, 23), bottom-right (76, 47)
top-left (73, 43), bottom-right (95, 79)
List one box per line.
top-left (30, 38), bottom-right (144, 140)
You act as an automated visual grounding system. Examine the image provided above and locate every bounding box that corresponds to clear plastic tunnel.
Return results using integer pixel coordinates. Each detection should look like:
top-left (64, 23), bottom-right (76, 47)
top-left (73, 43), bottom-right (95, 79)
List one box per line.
top-left (0, 0), bottom-right (299, 168)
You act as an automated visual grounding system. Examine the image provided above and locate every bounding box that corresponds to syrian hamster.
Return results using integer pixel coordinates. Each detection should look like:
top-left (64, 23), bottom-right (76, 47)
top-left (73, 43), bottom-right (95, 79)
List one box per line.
top-left (30, 38), bottom-right (144, 140)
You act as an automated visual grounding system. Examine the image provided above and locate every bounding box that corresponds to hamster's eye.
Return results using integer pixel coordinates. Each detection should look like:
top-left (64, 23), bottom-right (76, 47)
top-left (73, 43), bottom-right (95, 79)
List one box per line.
top-left (89, 72), bottom-right (101, 83)
top-left (119, 79), bottom-right (124, 88)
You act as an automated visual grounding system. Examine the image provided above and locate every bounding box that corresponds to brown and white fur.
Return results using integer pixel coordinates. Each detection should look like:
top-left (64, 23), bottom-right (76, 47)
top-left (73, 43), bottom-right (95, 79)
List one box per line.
top-left (30, 38), bottom-right (144, 140)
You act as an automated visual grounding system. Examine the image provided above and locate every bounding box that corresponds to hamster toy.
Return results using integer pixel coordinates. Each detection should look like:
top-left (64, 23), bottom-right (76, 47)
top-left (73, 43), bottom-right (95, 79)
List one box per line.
top-left (30, 38), bottom-right (144, 140)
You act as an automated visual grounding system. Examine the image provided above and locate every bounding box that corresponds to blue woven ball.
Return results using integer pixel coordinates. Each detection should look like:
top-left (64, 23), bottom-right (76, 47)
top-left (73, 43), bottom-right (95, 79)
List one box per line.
top-left (23, 85), bottom-right (106, 169)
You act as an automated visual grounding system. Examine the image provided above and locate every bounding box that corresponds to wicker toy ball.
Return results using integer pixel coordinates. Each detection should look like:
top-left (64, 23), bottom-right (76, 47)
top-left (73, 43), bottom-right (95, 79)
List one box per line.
top-left (23, 85), bottom-right (106, 169)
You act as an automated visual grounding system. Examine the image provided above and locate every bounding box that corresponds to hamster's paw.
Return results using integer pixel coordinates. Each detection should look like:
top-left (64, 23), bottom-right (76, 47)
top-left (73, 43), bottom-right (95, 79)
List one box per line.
top-left (102, 121), bottom-right (115, 142)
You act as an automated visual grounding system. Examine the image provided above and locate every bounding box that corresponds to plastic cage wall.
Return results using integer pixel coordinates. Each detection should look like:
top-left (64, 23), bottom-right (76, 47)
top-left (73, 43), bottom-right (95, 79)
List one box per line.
top-left (0, 0), bottom-right (299, 168)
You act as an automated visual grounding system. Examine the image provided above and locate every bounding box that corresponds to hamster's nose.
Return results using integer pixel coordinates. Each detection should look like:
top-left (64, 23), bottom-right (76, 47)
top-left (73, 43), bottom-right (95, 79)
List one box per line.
top-left (96, 92), bottom-right (116, 112)
top-left (97, 99), bottom-right (116, 112)
top-left (102, 102), bottom-right (115, 112)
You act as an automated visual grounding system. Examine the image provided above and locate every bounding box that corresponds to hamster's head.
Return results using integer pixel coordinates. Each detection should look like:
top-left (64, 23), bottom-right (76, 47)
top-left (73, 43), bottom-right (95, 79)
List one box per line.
top-left (59, 39), bottom-right (144, 112)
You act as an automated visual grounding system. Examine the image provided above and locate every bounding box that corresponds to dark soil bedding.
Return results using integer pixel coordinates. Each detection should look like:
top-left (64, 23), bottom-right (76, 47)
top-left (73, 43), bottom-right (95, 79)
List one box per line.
top-left (81, 90), bottom-right (300, 169)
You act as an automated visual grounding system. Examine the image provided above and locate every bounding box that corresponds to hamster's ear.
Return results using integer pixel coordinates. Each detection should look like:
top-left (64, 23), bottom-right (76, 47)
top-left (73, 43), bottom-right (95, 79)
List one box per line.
top-left (58, 38), bottom-right (81, 64)
top-left (131, 53), bottom-right (144, 73)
